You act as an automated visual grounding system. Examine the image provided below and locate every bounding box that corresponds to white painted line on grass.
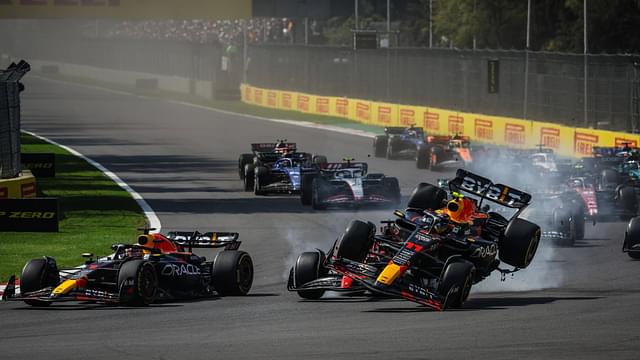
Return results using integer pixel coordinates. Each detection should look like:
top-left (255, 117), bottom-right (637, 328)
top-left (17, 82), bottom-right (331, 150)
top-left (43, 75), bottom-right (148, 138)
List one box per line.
top-left (22, 130), bottom-right (161, 232)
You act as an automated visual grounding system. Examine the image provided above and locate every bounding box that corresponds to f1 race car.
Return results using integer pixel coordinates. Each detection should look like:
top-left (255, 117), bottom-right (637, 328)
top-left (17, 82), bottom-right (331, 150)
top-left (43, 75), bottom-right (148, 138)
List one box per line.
top-left (300, 159), bottom-right (401, 210)
top-left (289, 169), bottom-right (541, 310)
top-left (423, 135), bottom-right (475, 171)
top-left (2, 229), bottom-right (254, 306)
top-left (238, 140), bottom-right (297, 181)
top-left (250, 153), bottom-right (320, 195)
top-left (373, 126), bottom-right (431, 167)
top-left (623, 216), bottom-right (640, 259)
top-left (520, 189), bottom-right (585, 247)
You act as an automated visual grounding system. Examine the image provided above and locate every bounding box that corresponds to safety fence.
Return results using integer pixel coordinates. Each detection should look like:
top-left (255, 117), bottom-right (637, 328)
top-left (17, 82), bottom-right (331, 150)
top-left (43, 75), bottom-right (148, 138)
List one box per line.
top-left (241, 83), bottom-right (640, 159)
top-left (0, 60), bottom-right (30, 179)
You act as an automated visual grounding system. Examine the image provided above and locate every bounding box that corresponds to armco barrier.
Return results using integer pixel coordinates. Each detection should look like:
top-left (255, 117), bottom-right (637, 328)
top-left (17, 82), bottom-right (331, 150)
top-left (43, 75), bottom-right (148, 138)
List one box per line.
top-left (241, 84), bottom-right (640, 158)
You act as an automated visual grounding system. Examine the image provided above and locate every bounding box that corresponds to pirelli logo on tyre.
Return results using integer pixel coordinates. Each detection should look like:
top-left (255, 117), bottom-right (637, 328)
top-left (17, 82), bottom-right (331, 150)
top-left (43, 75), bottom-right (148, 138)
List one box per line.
top-left (423, 111), bottom-right (439, 132)
top-left (574, 132), bottom-right (599, 156)
top-left (615, 138), bottom-right (638, 148)
top-left (399, 109), bottom-right (415, 126)
top-left (254, 89), bottom-right (263, 105)
top-left (282, 93), bottom-right (292, 109)
top-left (266, 91), bottom-right (277, 107)
top-left (474, 118), bottom-right (493, 141)
top-left (505, 123), bottom-right (525, 146)
top-left (377, 106), bottom-right (392, 123)
top-left (316, 97), bottom-right (329, 114)
top-left (540, 127), bottom-right (561, 149)
top-left (448, 115), bottom-right (464, 135)
top-left (336, 98), bottom-right (348, 117)
top-left (356, 102), bottom-right (370, 122)
top-left (297, 95), bottom-right (309, 112)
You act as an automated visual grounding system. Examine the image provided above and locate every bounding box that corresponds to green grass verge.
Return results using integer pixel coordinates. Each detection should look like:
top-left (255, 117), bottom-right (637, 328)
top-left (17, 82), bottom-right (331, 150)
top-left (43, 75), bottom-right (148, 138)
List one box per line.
top-left (0, 133), bottom-right (146, 280)
top-left (36, 71), bottom-right (385, 134)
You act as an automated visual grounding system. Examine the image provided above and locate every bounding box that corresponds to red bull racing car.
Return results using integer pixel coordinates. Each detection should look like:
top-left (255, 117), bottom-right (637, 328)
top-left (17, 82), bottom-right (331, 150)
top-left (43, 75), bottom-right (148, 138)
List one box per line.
top-left (2, 229), bottom-right (253, 306)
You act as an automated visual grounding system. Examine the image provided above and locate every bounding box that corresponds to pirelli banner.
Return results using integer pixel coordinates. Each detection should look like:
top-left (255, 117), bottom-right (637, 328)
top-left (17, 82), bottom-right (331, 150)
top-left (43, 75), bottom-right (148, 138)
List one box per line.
top-left (241, 84), bottom-right (640, 158)
top-left (0, 198), bottom-right (59, 232)
top-left (0, 0), bottom-right (251, 20)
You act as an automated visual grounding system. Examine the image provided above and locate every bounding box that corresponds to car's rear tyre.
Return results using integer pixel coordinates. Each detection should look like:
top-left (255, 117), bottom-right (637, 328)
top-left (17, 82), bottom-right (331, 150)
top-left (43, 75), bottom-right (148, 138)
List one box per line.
top-left (382, 177), bottom-right (401, 207)
top-left (20, 257), bottom-right (60, 307)
top-left (311, 177), bottom-right (328, 210)
top-left (334, 220), bottom-right (376, 263)
top-left (386, 139), bottom-right (396, 160)
top-left (374, 136), bottom-right (388, 158)
top-left (499, 218), bottom-right (541, 268)
top-left (118, 260), bottom-right (157, 306)
top-left (553, 208), bottom-right (575, 247)
top-left (416, 145), bottom-right (430, 169)
top-left (238, 154), bottom-right (253, 180)
top-left (625, 216), bottom-right (640, 259)
top-left (254, 166), bottom-right (268, 195)
top-left (244, 164), bottom-right (255, 191)
top-left (212, 251), bottom-right (254, 296)
top-left (300, 175), bottom-right (315, 205)
top-left (618, 186), bottom-right (638, 219)
top-left (439, 260), bottom-right (475, 310)
top-left (407, 183), bottom-right (447, 211)
top-left (294, 252), bottom-right (327, 300)
top-left (429, 147), bottom-right (443, 171)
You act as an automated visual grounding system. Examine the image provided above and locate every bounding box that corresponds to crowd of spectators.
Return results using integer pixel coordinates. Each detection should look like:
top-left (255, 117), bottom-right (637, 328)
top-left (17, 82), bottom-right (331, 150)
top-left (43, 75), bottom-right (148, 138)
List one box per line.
top-left (103, 18), bottom-right (294, 45)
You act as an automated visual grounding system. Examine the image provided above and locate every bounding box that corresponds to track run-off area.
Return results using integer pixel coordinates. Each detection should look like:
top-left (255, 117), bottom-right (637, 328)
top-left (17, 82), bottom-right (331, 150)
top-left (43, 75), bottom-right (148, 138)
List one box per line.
top-left (0, 77), bottom-right (638, 360)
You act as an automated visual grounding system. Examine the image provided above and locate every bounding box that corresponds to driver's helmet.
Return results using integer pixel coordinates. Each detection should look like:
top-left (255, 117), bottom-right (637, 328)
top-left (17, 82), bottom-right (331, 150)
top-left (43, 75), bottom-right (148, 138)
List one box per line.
top-left (279, 158), bottom-right (292, 168)
top-left (442, 193), bottom-right (476, 223)
top-left (124, 247), bottom-right (146, 258)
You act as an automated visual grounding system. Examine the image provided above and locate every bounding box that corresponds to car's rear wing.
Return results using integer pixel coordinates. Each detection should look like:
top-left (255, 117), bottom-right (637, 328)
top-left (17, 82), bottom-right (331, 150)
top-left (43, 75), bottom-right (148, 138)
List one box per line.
top-left (165, 231), bottom-right (241, 250)
top-left (321, 162), bottom-right (368, 173)
top-left (449, 169), bottom-right (532, 209)
top-left (251, 142), bottom-right (297, 153)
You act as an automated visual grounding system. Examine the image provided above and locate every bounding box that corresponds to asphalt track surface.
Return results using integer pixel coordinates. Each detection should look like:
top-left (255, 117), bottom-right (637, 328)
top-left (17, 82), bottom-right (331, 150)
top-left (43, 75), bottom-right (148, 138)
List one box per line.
top-left (1, 77), bottom-right (639, 359)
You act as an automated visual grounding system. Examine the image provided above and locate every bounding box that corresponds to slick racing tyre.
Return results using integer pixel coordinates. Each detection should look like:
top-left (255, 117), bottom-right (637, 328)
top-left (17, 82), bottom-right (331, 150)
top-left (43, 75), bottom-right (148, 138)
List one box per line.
top-left (386, 138), bottom-right (397, 160)
top-left (407, 183), bottom-right (447, 211)
top-left (625, 216), bottom-right (640, 259)
top-left (429, 146), bottom-right (443, 171)
top-left (415, 145), bottom-right (430, 169)
top-left (212, 251), bottom-right (254, 296)
top-left (382, 177), bottom-right (401, 207)
top-left (294, 252), bottom-right (328, 300)
top-left (373, 135), bottom-right (388, 158)
top-left (618, 186), bottom-right (638, 219)
top-left (20, 257), bottom-right (60, 307)
top-left (300, 175), bottom-right (315, 205)
top-left (439, 260), bottom-right (475, 310)
top-left (334, 220), bottom-right (376, 263)
top-left (244, 164), bottom-right (255, 191)
top-left (311, 177), bottom-right (328, 210)
top-left (499, 218), bottom-right (541, 268)
top-left (553, 208), bottom-right (576, 247)
top-left (238, 154), bottom-right (253, 180)
top-left (254, 166), bottom-right (269, 195)
top-left (118, 260), bottom-right (157, 306)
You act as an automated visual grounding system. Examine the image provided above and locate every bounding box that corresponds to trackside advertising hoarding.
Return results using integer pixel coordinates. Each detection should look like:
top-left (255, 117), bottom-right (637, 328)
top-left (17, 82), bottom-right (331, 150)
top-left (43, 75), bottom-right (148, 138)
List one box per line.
top-left (241, 84), bottom-right (640, 158)
top-left (0, 0), bottom-right (251, 20)
top-left (0, 198), bottom-right (59, 232)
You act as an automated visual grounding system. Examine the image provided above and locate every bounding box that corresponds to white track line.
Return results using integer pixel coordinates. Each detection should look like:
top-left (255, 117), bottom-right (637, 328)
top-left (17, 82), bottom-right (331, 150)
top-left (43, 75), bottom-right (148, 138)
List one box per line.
top-left (22, 130), bottom-right (161, 232)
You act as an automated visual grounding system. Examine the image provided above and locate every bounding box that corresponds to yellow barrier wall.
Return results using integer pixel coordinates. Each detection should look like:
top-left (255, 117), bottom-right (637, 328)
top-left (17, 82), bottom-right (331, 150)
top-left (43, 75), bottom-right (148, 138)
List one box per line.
top-left (241, 84), bottom-right (640, 158)
top-left (0, 171), bottom-right (37, 199)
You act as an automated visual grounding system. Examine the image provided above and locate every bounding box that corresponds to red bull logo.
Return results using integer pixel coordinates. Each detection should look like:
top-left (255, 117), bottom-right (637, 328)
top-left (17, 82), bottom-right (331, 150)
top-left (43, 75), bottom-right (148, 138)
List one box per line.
top-left (540, 127), bottom-right (561, 149)
top-left (316, 98), bottom-right (329, 114)
top-left (377, 106), bottom-right (392, 123)
top-left (356, 102), bottom-right (370, 121)
top-left (474, 119), bottom-right (493, 141)
top-left (399, 109), bottom-right (415, 126)
top-left (424, 111), bottom-right (440, 132)
top-left (266, 91), bottom-right (277, 107)
top-left (505, 123), bottom-right (525, 145)
top-left (336, 99), bottom-right (348, 116)
top-left (297, 95), bottom-right (309, 112)
top-left (282, 93), bottom-right (292, 109)
top-left (574, 132), bottom-right (599, 156)
top-left (448, 116), bottom-right (464, 135)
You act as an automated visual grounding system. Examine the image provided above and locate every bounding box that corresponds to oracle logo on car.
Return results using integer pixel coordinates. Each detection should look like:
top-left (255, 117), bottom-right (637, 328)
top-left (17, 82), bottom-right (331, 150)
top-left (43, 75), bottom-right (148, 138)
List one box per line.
top-left (540, 127), bottom-right (561, 149)
top-left (297, 95), bottom-right (309, 112)
top-left (399, 109), bottom-right (415, 125)
top-left (574, 132), bottom-right (599, 156)
top-left (161, 263), bottom-right (201, 277)
top-left (316, 98), bottom-right (329, 114)
top-left (474, 118), bottom-right (493, 140)
top-left (423, 111), bottom-right (439, 131)
top-left (448, 115), bottom-right (464, 135)
top-left (505, 123), bottom-right (525, 145)
top-left (336, 98), bottom-right (348, 116)
top-left (377, 106), bottom-right (392, 123)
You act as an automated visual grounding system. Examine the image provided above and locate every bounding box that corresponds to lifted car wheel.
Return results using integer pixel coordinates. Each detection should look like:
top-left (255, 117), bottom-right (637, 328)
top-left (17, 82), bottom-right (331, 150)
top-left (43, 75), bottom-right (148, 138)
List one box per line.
top-left (20, 257), bottom-right (60, 307)
top-left (212, 251), bottom-right (254, 296)
top-left (118, 260), bottom-right (157, 306)
top-left (439, 260), bottom-right (475, 310)
top-left (499, 218), bottom-right (541, 268)
top-left (294, 252), bottom-right (328, 300)
top-left (334, 220), bottom-right (376, 263)
top-left (407, 183), bottom-right (447, 211)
